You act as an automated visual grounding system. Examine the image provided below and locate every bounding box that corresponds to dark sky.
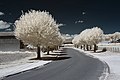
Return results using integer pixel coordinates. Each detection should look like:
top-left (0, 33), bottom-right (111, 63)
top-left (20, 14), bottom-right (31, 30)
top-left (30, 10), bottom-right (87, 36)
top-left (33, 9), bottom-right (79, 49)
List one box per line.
top-left (0, 0), bottom-right (120, 34)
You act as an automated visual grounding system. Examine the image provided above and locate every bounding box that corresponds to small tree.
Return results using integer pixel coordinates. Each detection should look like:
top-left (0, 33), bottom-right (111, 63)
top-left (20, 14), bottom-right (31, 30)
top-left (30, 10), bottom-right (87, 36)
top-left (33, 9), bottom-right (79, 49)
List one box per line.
top-left (88, 27), bottom-right (103, 52)
top-left (72, 35), bottom-right (80, 48)
top-left (42, 32), bottom-right (64, 55)
top-left (15, 10), bottom-right (60, 59)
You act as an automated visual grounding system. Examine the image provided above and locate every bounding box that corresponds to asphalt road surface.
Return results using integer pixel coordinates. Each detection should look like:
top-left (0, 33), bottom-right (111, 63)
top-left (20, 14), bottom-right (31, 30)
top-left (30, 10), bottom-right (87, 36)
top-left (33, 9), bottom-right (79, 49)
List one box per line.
top-left (3, 48), bottom-right (108, 80)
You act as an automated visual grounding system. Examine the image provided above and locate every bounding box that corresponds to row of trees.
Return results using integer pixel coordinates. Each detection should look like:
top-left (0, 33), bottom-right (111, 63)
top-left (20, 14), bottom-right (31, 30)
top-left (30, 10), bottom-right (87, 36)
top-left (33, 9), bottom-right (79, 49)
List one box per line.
top-left (104, 32), bottom-right (120, 42)
top-left (15, 10), bottom-right (64, 59)
top-left (72, 27), bottom-right (103, 52)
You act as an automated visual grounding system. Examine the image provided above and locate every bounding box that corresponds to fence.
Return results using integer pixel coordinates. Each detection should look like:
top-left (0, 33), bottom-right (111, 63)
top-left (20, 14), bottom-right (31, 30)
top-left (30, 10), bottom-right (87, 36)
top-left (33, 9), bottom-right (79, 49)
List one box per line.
top-left (98, 44), bottom-right (120, 52)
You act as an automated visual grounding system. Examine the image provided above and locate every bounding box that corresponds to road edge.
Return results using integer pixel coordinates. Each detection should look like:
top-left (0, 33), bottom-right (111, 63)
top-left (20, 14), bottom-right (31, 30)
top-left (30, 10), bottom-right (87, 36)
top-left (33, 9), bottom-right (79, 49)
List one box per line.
top-left (0, 61), bottom-right (51, 80)
top-left (71, 47), bottom-right (110, 80)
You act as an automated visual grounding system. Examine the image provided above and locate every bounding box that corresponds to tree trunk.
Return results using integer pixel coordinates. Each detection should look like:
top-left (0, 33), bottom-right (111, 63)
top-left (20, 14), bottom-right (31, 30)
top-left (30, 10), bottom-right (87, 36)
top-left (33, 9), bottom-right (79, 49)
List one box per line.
top-left (86, 45), bottom-right (89, 51)
top-left (83, 45), bottom-right (85, 50)
top-left (76, 45), bottom-right (78, 48)
top-left (37, 46), bottom-right (41, 59)
top-left (47, 46), bottom-right (50, 55)
top-left (57, 46), bottom-right (59, 50)
top-left (55, 46), bottom-right (57, 50)
top-left (89, 45), bottom-right (92, 51)
top-left (20, 40), bottom-right (24, 49)
top-left (80, 45), bottom-right (82, 49)
top-left (94, 44), bottom-right (97, 52)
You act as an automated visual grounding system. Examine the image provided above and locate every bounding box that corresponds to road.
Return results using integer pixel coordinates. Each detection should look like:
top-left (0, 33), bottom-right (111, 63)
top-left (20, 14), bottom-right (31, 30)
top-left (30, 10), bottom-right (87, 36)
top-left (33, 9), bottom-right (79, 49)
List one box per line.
top-left (3, 48), bottom-right (108, 80)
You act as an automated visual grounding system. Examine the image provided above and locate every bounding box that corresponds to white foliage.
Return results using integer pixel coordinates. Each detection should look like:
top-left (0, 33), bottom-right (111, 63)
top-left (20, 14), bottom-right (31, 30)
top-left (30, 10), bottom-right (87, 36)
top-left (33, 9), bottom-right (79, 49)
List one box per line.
top-left (42, 32), bottom-right (64, 48)
top-left (72, 27), bottom-right (104, 46)
top-left (15, 10), bottom-right (63, 47)
top-left (90, 27), bottom-right (103, 44)
top-left (112, 32), bottom-right (120, 41)
top-left (72, 34), bottom-right (80, 45)
top-left (104, 32), bottom-right (120, 41)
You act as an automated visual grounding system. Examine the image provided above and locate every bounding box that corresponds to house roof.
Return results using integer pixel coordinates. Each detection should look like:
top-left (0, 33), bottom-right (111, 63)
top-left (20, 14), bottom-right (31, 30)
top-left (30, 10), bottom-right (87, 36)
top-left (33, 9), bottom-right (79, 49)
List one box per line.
top-left (0, 32), bottom-right (14, 36)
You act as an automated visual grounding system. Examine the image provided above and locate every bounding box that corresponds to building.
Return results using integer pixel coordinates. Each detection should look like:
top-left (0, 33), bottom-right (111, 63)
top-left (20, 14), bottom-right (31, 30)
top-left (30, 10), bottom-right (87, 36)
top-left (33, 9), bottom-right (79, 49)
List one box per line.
top-left (0, 32), bottom-right (24, 51)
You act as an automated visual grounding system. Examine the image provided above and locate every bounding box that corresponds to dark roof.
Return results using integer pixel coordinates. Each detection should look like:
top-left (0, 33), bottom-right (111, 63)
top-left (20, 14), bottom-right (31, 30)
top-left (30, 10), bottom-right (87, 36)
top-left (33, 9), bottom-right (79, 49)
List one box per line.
top-left (0, 32), bottom-right (14, 37)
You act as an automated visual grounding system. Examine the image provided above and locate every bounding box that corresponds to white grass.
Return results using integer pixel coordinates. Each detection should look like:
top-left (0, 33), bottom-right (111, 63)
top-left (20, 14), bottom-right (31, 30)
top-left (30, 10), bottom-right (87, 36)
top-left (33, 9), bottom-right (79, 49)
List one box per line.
top-left (0, 60), bottom-right (51, 79)
top-left (0, 50), bottom-right (52, 79)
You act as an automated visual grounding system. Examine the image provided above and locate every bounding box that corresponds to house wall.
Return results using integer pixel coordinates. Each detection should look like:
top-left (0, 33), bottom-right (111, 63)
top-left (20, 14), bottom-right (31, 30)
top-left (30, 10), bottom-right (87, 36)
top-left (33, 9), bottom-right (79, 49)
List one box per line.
top-left (0, 38), bottom-right (20, 51)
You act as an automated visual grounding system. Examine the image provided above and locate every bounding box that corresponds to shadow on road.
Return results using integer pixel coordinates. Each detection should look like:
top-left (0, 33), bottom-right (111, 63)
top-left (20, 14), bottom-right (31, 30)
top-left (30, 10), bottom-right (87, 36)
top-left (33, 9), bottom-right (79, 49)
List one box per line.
top-left (54, 51), bottom-right (66, 53)
top-left (90, 50), bottom-right (107, 53)
top-left (95, 50), bottom-right (106, 53)
top-left (44, 53), bottom-right (67, 56)
top-left (30, 57), bottom-right (71, 61)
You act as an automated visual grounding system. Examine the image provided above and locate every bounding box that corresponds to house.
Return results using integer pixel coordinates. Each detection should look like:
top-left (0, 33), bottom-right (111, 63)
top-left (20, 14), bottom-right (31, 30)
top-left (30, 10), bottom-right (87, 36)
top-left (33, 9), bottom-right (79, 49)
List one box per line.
top-left (0, 32), bottom-right (24, 51)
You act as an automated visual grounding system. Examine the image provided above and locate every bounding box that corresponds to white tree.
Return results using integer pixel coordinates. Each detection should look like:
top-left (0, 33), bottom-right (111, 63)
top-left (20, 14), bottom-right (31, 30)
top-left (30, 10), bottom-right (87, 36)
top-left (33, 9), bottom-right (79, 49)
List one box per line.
top-left (15, 10), bottom-right (61, 59)
top-left (106, 34), bottom-right (114, 41)
top-left (89, 27), bottom-right (103, 52)
top-left (105, 32), bottom-right (120, 42)
top-left (103, 34), bottom-right (111, 41)
top-left (72, 35), bottom-right (80, 48)
top-left (112, 32), bottom-right (120, 41)
top-left (72, 27), bottom-right (103, 52)
top-left (42, 32), bottom-right (64, 54)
